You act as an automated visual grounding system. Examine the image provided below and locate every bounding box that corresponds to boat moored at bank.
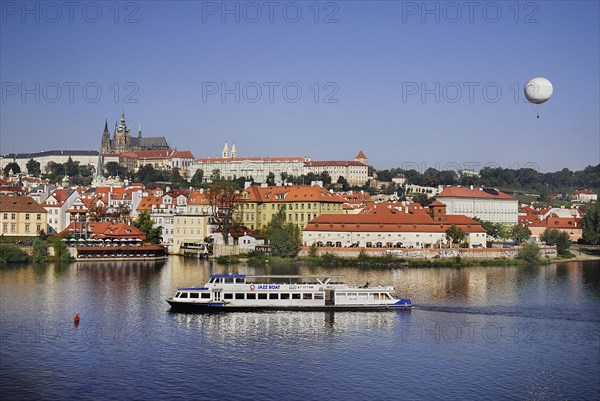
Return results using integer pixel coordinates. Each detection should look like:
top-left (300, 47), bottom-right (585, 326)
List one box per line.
top-left (167, 274), bottom-right (412, 311)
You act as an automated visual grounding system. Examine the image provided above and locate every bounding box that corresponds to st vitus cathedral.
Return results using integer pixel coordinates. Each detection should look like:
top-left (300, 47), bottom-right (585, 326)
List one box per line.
top-left (101, 112), bottom-right (170, 154)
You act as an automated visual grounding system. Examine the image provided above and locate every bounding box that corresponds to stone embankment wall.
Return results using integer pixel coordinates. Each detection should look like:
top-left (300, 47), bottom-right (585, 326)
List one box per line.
top-left (299, 246), bottom-right (557, 259)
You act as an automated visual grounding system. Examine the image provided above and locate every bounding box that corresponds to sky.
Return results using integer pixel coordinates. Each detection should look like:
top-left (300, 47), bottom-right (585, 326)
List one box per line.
top-left (1, 0), bottom-right (599, 173)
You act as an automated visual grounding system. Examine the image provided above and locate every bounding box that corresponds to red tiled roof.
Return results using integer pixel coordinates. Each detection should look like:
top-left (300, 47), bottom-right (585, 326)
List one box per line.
top-left (197, 157), bottom-right (305, 163)
top-left (242, 185), bottom-right (345, 204)
top-left (528, 217), bottom-right (581, 229)
top-left (355, 150), bottom-right (367, 159)
top-left (437, 186), bottom-right (514, 200)
top-left (136, 196), bottom-right (163, 211)
top-left (0, 195), bottom-right (47, 213)
top-left (59, 222), bottom-right (146, 240)
top-left (171, 150), bottom-right (195, 159)
top-left (304, 161), bottom-right (365, 167)
top-left (305, 212), bottom-right (485, 233)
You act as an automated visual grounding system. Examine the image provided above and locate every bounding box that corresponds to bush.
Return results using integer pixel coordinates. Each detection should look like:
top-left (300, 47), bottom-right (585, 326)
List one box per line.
top-left (0, 243), bottom-right (31, 264)
top-left (32, 238), bottom-right (50, 262)
top-left (517, 242), bottom-right (542, 264)
top-left (52, 238), bottom-right (73, 263)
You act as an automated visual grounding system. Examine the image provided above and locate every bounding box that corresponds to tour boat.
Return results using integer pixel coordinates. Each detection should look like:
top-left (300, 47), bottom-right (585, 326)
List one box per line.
top-left (167, 274), bottom-right (412, 311)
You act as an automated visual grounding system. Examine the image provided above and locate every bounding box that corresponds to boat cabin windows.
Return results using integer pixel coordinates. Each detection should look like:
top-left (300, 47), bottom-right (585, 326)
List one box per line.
top-left (190, 293), bottom-right (199, 299)
top-left (314, 293), bottom-right (324, 300)
top-left (235, 293), bottom-right (245, 300)
top-left (179, 292), bottom-right (189, 298)
top-left (258, 293), bottom-right (268, 300)
top-left (224, 278), bottom-right (234, 284)
top-left (280, 293), bottom-right (290, 300)
top-left (292, 294), bottom-right (301, 300)
top-left (224, 293), bottom-right (233, 299)
top-left (269, 293), bottom-right (278, 300)
top-left (201, 293), bottom-right (210, 299)
top-left (175, 292), bottom-right (181, 298)
top-left (247, 293), bottom-right (256, 300)
top-left (303, 293), bottom-right (313, 300)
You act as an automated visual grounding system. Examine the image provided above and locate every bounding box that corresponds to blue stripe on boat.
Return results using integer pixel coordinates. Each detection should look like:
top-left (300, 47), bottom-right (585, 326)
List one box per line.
top-left (177, 287), bottom-right (209, 290)
top-left (209, 274), bottom-right (246, 278)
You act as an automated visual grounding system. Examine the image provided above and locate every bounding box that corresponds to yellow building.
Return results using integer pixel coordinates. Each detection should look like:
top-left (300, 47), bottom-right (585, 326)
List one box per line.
top-left (239, 185), bottom-right (345, 232)
top-left (0, 195), bottom-right (48, 236)
top-left (172, 214), bottom-right (209, 254)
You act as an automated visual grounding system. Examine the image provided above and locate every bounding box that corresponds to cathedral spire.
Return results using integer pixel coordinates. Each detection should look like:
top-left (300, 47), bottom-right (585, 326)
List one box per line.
top-left (230, 143), bottom-right (237, 158)
top-left (222, 142), bottom-right (229, 158)
top-left (138, 123), bottom-right (142, 139)
top-left (103, 119), bottom-right (109, 134)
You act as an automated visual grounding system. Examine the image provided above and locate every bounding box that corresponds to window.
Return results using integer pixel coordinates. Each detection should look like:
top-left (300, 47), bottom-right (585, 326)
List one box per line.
top-left (224, 293), bottom-right (233, 299)
top-left (314, 293), bottom-right (324, 300)
top-left (179, 292), bottom-right (189, 298)
top-left (201, 293), bottom-right (210, 299)
top-left (2, 214), bottom-right (7, 219)
top-left (235, 293), bottom-right (245, 300)
top-left (280, 293), bottom-right (290, 300)
top-left (258, 293), bottom-right (267, 300)
top-left (190, 293), bottom-right (199, 299)
top-left (25, 214), bottom-right (30, 220)
top-left (292, 293), bottom-right (301, 300)
top-left (25, 224), bottom-right (30, 232)
top-left (11, 214), bottom-right (15, 220)
top-left (269, 293), bottom-right (278, 300)
top-left (303, 293), bottom-right (313, 300)
top-left (246, 293), bottom-right (256, 299)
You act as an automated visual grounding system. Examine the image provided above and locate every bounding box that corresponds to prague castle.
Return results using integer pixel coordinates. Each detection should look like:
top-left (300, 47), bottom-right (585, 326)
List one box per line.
top-left (101, 112), bottom-right (170, 154)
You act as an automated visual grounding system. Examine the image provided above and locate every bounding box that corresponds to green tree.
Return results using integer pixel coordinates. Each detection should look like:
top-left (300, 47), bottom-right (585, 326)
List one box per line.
top-left (518, 242), bottom-right (542, 264)
top-left (337, 176), bottom-right (350, 191)
top-left (445, 225), bottom-right (465, 246)
top-left (133, 211), bottom-right (163, 244)
top-left (26, 159), bottom-right (41, 177)
top-left (191, 169), bottom-right (204, 185)
top-left (266, 172), bottom-right (276, 186)
top-left (511, 224), bottom-right (531, 244)
top-left (3, 162), bottom-right (20, 176)
top-left (64, 157), bottom-right (79, 177)
top-left (267, 206), bottom-right (301, 258)
top-left (413, 193), bottom-right (432, 206)
top-left (53, 238), bottom-right (73, 262)
top-left (32, 238), bottom-right (50, 262)
top-left (104, 161), bottom-right (128, 178)
top-left (498, 224), bottom-right (512, 242)
top-left (582, 201), bottom-right (600, 245)
top-left (210, 169), bottom-right (222, 182)
top-left (541, 228), bottom-right (571, 255)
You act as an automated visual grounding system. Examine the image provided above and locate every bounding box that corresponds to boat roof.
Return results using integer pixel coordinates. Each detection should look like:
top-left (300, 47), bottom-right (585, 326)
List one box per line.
top-left (209, 274), bottom-right (345, 279)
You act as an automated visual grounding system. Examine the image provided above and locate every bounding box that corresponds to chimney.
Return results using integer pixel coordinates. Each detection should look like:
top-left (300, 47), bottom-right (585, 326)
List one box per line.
top-left (470, 185), bottom-right (473, 190)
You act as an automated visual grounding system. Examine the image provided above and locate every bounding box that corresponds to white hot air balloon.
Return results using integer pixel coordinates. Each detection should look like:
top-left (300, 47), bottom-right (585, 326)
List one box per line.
top-left (524, 77), bottom-right (553, 118)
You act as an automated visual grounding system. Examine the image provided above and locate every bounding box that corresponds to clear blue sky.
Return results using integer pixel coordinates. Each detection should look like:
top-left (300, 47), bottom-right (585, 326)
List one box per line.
top-left (1, 1), bottom-right (598, 173)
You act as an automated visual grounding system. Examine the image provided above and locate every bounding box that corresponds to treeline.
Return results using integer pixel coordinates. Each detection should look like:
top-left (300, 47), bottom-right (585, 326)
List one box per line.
top-left (375, 165), bottom-right (599, 195)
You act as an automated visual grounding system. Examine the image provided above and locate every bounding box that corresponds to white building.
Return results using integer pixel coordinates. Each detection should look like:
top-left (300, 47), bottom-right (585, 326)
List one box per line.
top-left (303, 204), bottom-right (486, 249)
top-left (436, 186), bottom-right (518, 224)
top-left (1, 150), bottom-right (99, 175)
top-left (572, 190), bottom-right (597, 203)
top-left (40, 188), bottom-right (80, 234)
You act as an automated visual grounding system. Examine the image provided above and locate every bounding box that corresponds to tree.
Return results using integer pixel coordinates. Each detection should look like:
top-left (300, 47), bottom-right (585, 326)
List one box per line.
top-left (266, 172), bottom-right (276, 186)
top-left (541, 228), bottom-right (571, 254)
top-left (31, 238), bottom-right (50, 262)
top-left (582, 201), bottom-right (600, 245)
top-left (133, 211), bottom-right (163, 244)
top-left (207, 181), bottom-right (241, 245)
top-left (511, 224), bottom-right (531, 244)
top-left (105, 161), bottom-right (128, 178)
top-left (337, 176), bottom-right (350, 191)
top-left (497, 224), bottom-right (512, 242)
top-left (26, 159), bottom-right (41, 177)
top-left (518, 242), bottom-right (542, 264)
top-left (64, 157), bottom-right (80, 177)
top-left (88, 203), bottom-right (108, 222)
top-left (445, 225), bottom-right (465, 246)
top-left (413, 193), bottom-right (432, 206)
top-left (3, 162), bottom-right (20, 176)
top-left (136, 164), bottom-right (166, 185)
top-left (53, 238), bottom-right (73, 262)
top-left (191, 169), bottom-right (204, 185)
top-left (319, 171), bottom-right (332, 186)
top-left (474, 218), bottom-right (501, 240)
top-left (267, 206), bottom-right (301, 258)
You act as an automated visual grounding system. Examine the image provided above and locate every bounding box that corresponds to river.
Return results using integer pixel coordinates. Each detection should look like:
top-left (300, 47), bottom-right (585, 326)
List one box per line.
top-left (1, 258), bottom-right (598, 400)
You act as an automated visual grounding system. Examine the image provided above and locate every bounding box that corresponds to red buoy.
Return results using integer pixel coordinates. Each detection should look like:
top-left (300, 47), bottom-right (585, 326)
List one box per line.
top-left (74, 313), bottom-right (80, 325)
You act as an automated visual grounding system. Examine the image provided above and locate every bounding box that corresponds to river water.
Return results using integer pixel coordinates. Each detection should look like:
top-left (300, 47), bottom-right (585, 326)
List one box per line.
top-left (1, 258), bottom-right (598, 400)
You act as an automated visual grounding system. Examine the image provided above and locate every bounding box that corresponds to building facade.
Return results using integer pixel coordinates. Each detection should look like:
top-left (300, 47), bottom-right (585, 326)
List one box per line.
top-left (101, 112), bottom-right (169, 155)
top-left (0, 195), bottom-right (48, 236)
top-left (239, 184), bottom-right (345, 231)
top-left (436, 186), bottom-right (518, 224)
